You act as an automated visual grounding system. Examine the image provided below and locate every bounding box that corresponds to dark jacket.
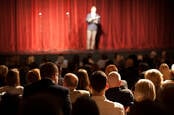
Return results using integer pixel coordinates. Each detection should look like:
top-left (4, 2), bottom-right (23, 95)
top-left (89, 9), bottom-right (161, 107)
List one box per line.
top-left (21, 79), bottom-right (71, 115)
top-left (106, 87), bottom-right (134, 107)
top-left (128, 100), bottom-right (168, 115)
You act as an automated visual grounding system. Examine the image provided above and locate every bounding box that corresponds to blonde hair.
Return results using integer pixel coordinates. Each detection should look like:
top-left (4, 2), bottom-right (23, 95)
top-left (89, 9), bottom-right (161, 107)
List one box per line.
top-left (26, 68), bottom-right (41, 84)
top-left (159, 63), bottom-right (171, 80)
top-left (134, 79), bottom-right (156, 102)
top-left (145, 69), bottom-right (163, 94)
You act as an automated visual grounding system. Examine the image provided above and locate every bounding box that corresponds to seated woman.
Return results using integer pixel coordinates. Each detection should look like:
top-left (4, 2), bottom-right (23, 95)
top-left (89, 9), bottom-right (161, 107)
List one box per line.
top-left (26, 68), bottom-right (41, 85)
top-left (76, 69), bottom-right (91, 92)
top-left (128, 79), bottom-right (166, 115)
top-left (0, 68), bottom-right (23, 115)
top-left (0, 65), bottom-right (8, 87)
top-left (0, 68), bottom-right (23, 96)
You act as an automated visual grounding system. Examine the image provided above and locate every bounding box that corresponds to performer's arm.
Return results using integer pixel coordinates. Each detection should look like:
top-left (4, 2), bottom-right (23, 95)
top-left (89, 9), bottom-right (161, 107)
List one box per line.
top-left (86, 14), bottom-right (92, 23)
top-left (93, 15), bottom-right (100, 24)
top-left (86, 14), bottom-right (100, 23)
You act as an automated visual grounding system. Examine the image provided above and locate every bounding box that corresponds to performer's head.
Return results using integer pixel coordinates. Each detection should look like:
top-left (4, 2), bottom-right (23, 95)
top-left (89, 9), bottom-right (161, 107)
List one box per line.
top-left (91, 6), bottom-right (97, 13)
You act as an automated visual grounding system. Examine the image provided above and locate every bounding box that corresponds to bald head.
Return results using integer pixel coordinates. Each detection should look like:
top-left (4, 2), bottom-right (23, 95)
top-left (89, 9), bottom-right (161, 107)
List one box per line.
top-left (63, 73), bottom-right (78, 89)
top-left (107, 71), bottom-right (121, 88)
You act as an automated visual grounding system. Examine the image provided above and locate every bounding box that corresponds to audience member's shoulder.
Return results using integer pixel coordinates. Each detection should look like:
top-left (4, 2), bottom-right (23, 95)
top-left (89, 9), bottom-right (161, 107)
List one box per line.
top-left (24, 79), bottom-right (69, 97)
top-left (121, 88), bottom-right (134, 96)
top-left (24, 80), bottom-right (42, 90)
top-left (16, 85), bottom-right (24, 89)
top-left (107, 99), bottom-right (124, 109)
top-left (50, 84), bottom-right (69, 94)
top-left (113, 101), bottom-right (124, 109)
top-left (77, 90), bottom-right (90, 95)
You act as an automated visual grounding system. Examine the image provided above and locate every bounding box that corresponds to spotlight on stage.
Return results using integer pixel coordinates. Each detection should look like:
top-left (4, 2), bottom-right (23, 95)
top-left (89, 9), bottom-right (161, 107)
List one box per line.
top-left (38, 12), bottom-right (42, 16)
top-left (66, 12), bottom-right (70, 16)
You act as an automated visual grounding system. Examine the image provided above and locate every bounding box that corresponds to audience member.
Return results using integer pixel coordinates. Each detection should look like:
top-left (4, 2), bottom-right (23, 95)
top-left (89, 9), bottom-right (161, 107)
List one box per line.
top-left (159, 63), bottom-right (172, 80)
top-left (105, 71), bottom-right (134, 112)
top-left (113, 53), bottom-right (125, 71)
top-left (26, 55), bottom-right (38, 69)
top-left (144, 69), bottom-right (163, 100)
top-left (26, 68), bottom-right (41, 84)
top-left (171, 64), bottom-right (174, 80)
top-left (72, 95), bottom-right (99, 115)
top-left (137, 62), bottom-right (150, 79)
top-left (97, 53), bottom-right (109, 70)
top-left (0, 68), bottom-right (22, 115)
top-left (0, 65), bottom-right (8, 87)
top-left (105, 64), bottom-right (128, 89)
top-left (145, 50), bottom-right (158, 68)
top-left (63, 73), bottom-right (90, 103)
top-left (128, 79), bottom-right (166, 115)
top-left (120, 55), bottom-right (139, 89)
top-left (160, 50), bottom-right (170, 64)
top-left (0, 68), bottom-right (23, 96)
top-left (76, 69), bottom-right (91, 92)
top-left (105, 64), bottom-right (118, 76)
top-left (90, 71), bottom-right (125, 115)
top-left (21, 62), bottom-right (71, 115)
top-left (68, 54), bottom-right (81, 72)
top-left (0, 92), bottom-right (21, 115)
top-left (171, 64), bottom-right (174, 71)
top-left (81, 53), bottom-right (96, 76)
top-left (55, 54), bottom-right (65, 68)
top-left (158, 81), bottom-right (174, 115)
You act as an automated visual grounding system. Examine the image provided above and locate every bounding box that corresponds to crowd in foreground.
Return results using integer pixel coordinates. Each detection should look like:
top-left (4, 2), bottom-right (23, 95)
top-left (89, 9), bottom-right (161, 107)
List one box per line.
top-left (0, 50), bottom-right (174, 115)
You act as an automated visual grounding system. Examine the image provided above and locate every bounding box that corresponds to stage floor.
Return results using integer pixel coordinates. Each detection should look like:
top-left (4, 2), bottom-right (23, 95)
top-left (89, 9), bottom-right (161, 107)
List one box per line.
top-left (1, 48), bottom-right (174, 66)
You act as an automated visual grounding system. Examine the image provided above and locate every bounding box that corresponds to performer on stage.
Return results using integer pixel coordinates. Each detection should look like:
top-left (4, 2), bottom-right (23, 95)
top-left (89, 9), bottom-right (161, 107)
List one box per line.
top-left (86, 6), bottom-right (100, 50)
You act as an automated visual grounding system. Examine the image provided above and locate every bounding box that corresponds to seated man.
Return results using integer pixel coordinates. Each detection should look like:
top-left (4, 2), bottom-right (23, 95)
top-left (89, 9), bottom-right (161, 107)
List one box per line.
top-left (63, 73), bottom-right (90, 103)
top-left (105, 71), bottom-right (134, 112)
top-left (105, 64), bottom-right (127, 89)
top-left (72, 95), bottom-right (99, 115)
top-left (21, 62), bottom-right (71, 115)
top-left (90, 71), bottom-right (125, 115)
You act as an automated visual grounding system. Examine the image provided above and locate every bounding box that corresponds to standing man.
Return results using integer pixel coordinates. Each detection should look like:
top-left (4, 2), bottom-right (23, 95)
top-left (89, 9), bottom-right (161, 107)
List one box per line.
top-left (86, 6), bottom-right (100, 50)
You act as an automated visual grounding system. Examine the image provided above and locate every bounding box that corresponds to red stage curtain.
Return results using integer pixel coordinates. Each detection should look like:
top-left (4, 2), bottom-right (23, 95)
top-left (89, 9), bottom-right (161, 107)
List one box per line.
top-left (0, 0), bottom-right (16, 53)
top-left (0, 0), bottom-right (173, 53)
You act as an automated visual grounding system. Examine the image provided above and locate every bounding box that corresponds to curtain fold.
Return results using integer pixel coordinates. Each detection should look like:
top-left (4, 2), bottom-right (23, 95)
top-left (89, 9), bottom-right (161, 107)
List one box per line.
top-left (0, 0), bottom-right (173, 53)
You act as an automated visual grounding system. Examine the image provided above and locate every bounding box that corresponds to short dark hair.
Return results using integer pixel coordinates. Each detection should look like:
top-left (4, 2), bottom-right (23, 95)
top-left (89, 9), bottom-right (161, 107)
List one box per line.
top-left (6, 69), bottom-right (20, 86)
top-left (40, 62), bottom-right (58, 79)
top-left (90, 71), bottom-right (107, 93)
top-left (72, 95), bottom-right (99, 115)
